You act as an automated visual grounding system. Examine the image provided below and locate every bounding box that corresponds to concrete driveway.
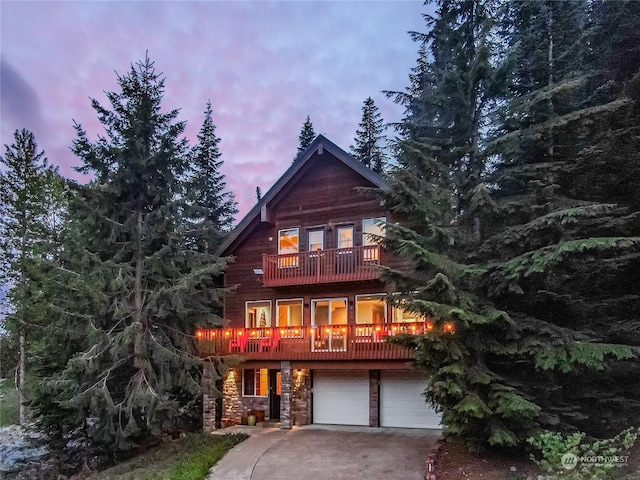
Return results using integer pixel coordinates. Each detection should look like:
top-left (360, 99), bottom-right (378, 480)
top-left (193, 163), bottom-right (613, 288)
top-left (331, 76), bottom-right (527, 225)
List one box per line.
top-left (206, 425), bottom-right (441, 480)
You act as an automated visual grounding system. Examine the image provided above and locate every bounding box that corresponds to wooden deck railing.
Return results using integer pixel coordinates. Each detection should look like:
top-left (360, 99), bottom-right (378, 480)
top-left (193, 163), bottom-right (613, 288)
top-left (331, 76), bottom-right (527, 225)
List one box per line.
top-left (196, 322), bottom-right (426, 360)
top-left (262, 245), bottom-right (381, 287)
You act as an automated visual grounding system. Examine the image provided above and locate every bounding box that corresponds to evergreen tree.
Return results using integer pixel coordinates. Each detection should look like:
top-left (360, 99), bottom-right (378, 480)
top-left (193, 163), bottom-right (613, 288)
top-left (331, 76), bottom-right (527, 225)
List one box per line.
top-left (381, 0), bottom-right (638, 450)
top-left (293, 115), bottom-right (316, 162)
top-left (184, 101), bottom-right (237, 253)
top-left (350, 97), bottom-right (387, 173)
top-left (33, 56), bottom-right (229, 457)
top-left (0, 129), bottom-right (61, 424)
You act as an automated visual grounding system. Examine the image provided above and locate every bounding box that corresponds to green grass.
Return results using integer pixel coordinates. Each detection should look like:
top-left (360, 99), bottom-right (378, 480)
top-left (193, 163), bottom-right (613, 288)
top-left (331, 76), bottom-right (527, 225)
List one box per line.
top-left (88, 432), bottom-right (248, 480)
top-left (0, 378), bottom-right (20, 426)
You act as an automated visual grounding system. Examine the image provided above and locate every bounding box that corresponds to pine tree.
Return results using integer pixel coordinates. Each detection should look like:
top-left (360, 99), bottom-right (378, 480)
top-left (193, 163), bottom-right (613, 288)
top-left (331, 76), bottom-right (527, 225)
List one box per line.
top-left (293, 115), bottom-right (316, 162)
top-left (184, 101), bottom-right (237, 253)
top-left (33, 56), bottom-right (229, 457)
top-left (350, 97), bottom-right (387, 173)
top-left (381, 0), bottom-right (638, 450)
top-left (0, 129), bottom-right (60, 424)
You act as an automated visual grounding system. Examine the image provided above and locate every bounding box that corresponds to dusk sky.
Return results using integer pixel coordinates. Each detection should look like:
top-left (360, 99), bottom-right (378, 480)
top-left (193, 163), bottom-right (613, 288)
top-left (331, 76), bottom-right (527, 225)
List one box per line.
top-left (1, 1), bottom-right (428, 219)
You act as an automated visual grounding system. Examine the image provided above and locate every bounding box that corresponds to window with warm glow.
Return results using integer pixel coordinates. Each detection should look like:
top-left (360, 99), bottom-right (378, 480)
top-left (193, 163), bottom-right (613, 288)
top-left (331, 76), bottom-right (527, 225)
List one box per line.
top-left (356, 294), bottom-right (387, 324)
top-left (363, 217), bottom-right (385, 261)
top-left (276, 299), bottom-right (303, 327)
top-left (243, 369), bottom-right (268, 397)
top-left (393, 305), bottom-right (422, 323)
top-left (278, 228), bottom-right (299, 267)
top-left (337, 226), bottom-right (354, 249)
top-left (246, 300), bottom-right (272, 327)
top-left (312, 298), bottom-right (348, 326)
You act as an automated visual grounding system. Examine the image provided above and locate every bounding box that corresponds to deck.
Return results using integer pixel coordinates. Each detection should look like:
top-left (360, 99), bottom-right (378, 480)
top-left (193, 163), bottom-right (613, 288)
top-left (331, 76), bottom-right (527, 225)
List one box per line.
top-left (196, 322), bottom-right (426, 360)
top-left (262, 245), bottom-right (381, 287)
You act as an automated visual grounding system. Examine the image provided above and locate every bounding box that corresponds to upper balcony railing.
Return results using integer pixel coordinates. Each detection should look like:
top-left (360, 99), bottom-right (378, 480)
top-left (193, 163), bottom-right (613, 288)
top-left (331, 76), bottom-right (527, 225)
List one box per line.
top-left (262, 245), bottom-right (381, 287)
top-left (196, 322), bottom-right (429, 361)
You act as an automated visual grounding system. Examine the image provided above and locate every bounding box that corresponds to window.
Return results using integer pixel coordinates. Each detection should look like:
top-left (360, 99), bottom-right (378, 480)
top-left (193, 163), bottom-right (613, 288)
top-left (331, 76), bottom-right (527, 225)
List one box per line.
top-left (278, 228), bottom-right (299, 267)
top-left (362, 217), bottom-right (386, 245)
top-left (312, 298), bottom-right (348, 326)
top-left (393, 305), bottom-right (422, 323)
top-left (243, 368), bottom-right (268, 397)
top-left (246, 301), bottom-right (272, 327)
top-left (308, 230), bottom-right (324, 251)
top-left (356, 294), bottom-right (387, 324)
top-left (337, 226), bottom-right (354, 249)
top-left (276, 299), bottom-right (303, 327)
top-left (363, 217), bottom-right (385, 261)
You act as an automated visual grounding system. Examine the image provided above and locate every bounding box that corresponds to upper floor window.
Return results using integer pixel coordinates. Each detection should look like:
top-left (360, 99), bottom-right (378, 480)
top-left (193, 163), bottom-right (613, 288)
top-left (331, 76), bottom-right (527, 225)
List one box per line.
top-left (393, 305), bottom-right (422, 323)
top-left (246, 300), bottom-right (271, 327)
top-left (337, 226), bottom-right (354, 249)
top-left (312, 298), bottom-right (348, 326)
top-left (308, 230), bottom-right (324, 251)
top-left (279, 228), bottom-right (299, 267)
top-left (356, 294), bottom-right (387, 324)
top-left (362, 217), bottom-right (386, 245)
top-left (363, 217), bottom-right (385, 261)
top-left (277, 299), bottom-right (303, 327)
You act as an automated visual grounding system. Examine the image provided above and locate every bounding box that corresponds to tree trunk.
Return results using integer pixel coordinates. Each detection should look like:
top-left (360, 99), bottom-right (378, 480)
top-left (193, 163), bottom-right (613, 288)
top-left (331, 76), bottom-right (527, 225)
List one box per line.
top-left (19, 323), bottom-right (27, 424)
top-left (547, 1), bottom-right (555, 158)
top-left (133, 210), bottom-right (145, 369)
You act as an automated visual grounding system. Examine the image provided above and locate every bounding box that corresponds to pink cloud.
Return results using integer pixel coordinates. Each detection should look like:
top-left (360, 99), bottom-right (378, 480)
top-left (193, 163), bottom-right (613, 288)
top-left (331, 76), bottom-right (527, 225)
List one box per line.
top-left (1, 1), bottom-right (428, 219)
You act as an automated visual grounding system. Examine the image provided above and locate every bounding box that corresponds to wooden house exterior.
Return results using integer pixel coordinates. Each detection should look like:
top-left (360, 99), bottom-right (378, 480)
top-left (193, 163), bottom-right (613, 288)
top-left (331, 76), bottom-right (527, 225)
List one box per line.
top-left (198, 136), bottom-right (442, 431)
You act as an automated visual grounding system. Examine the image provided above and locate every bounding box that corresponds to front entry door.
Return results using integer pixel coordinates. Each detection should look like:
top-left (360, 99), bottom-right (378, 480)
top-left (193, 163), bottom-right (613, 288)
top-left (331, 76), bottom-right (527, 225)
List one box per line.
top-left (269, 370), bottom-right (281, 420)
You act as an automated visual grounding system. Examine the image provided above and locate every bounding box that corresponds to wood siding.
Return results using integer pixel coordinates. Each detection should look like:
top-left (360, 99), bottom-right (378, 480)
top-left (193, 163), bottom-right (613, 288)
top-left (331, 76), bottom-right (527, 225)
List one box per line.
top-left (222, 149), bottom-right (394, 330)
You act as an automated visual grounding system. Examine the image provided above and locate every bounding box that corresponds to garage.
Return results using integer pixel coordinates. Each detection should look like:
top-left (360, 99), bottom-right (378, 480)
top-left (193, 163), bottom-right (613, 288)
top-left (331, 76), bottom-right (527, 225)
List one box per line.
top-left (313, 370), bottom-right (370, 426)
top-left (380, 370), bottom-right (442, 429)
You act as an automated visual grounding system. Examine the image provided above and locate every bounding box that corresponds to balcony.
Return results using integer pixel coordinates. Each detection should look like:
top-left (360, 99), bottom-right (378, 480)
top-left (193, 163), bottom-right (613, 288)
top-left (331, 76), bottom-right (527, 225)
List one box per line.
top-left (262, 245), bottom-right (381, 287)
top-left (196, 322), bottom-right (427, 361)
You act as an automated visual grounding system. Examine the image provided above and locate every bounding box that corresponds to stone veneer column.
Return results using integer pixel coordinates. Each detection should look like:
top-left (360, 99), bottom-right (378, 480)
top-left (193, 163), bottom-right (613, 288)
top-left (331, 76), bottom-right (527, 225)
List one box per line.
top-left (202, 362), bottom-right (217, 432)
top-left (280, 361), bottom-right (293, 429)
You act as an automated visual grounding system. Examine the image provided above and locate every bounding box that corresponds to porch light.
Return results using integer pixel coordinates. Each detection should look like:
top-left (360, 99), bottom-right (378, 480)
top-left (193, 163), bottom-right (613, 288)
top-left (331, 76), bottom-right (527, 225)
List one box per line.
top-left (196, 330), bottom-right (203, 338)
top-left (325, 328), bottom-right (331, 334)
top-left (294, 329), bottom-right (299, 334)
top-left (425, 322), bottom-right (434, 332)
top-left (375, 326), bottom-right (381, 332)
top-left (281, 329), bottom-right (286, 335)
top-left (238, 330), bottom-right (243, 336)
top-left (341, 328), bottom-right (347, 333)
top-left (444, 322), bottom-right (455, 334)
top-left (225, 330), bottom-right (230, 337)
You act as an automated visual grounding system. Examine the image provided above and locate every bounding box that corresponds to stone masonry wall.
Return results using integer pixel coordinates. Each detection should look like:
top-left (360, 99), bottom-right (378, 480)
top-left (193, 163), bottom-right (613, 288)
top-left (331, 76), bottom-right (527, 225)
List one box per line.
top-left (291, 369), bottom-right (311, 426)
top-left (202, 363), bottom-right (217, 432)
top-left (280, 361), bottom-right (293, 429)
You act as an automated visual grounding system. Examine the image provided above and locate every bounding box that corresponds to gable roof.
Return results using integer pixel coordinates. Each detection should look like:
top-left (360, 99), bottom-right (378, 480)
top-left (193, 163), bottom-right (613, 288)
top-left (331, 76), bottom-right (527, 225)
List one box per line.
top-left (217, 134), bottom-right (388, 256)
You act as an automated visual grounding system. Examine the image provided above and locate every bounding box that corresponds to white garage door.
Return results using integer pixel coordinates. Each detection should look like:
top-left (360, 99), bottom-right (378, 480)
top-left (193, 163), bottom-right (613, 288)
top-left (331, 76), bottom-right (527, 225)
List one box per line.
top-left (313, 370), bottom-right (369, 426)
top-left (380, 371), bottom-right (442, 429)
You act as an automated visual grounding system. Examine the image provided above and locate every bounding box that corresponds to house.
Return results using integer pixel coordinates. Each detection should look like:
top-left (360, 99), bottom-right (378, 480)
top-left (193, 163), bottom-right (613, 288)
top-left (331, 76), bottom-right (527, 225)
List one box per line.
top-left (197, 135), bottom-right (442, 431)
